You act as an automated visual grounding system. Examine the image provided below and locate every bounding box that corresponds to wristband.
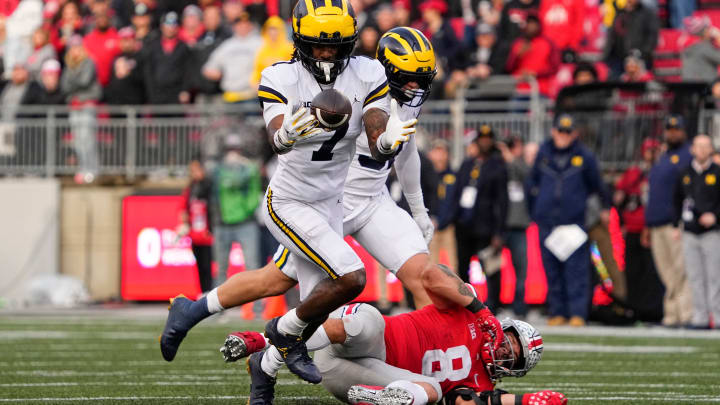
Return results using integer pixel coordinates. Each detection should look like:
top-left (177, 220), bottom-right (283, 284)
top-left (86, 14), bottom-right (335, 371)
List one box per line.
top-left (515, 395), bottom-right (524, 405)
top-left (465, 297), bottom-right (487, 313)
top-left (273, 129), bottom-right (293, 154)
top-left (376, 132), bottom-right (394, 155)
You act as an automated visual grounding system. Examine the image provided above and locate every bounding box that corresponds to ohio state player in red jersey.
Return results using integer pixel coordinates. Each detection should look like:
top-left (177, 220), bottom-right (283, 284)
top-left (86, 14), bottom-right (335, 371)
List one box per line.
top-left (222, 264), bottom-right (566, 405)
top-left (382, 303), bottom-right (493, 394)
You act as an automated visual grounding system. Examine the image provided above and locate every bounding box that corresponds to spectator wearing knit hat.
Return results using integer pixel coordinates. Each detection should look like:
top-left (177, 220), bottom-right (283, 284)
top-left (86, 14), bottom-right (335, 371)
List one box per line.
top-left (682, 16), bottom-right (720, 83)
top-left (187, 4), bottom-right (230, 99)
top-left (106, 27), bottom-right (145, 105)
top-left (143, 12), bottom-right (192, 104)
top-left (445, 23), bottom-right (504, 97)
top-left (420, 0), bottom-right (461, 79)
top-left (22, 59), bottom-right (65, 105)
top-left (179, 5), bottom-right (204, 47)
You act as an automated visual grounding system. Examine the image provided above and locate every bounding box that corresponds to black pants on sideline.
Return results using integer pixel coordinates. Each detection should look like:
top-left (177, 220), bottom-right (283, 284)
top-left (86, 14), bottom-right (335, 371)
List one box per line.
top-left (624, 232), bottom-right (664, 322)
top-left (192, 244), bottom-right (213, 293)
top-left (455, 226), bottom-right (491, 283)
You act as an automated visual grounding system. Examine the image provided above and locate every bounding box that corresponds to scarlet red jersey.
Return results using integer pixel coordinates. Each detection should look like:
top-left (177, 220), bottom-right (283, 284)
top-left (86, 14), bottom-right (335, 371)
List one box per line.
top-left (383, 305), bottom-right (494, 393)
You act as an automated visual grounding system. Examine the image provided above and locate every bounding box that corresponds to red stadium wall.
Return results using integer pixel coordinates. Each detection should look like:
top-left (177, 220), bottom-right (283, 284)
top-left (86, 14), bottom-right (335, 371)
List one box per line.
top-left (121, 195), bottom-right (622, 306)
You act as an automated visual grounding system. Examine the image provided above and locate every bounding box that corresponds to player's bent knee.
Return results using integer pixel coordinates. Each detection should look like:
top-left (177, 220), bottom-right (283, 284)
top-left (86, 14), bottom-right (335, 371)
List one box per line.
top-left (339, 269), bottom-right (366, 297)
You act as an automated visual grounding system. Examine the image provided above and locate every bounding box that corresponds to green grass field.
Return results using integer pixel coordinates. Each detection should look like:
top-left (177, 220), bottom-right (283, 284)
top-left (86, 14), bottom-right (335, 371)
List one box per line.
top-left (1, 312), bottom-right (720, 404)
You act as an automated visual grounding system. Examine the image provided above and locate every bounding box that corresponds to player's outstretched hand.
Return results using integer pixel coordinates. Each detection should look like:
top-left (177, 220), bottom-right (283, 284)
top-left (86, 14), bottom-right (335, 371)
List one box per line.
top-left (377, 98), bottom-right (417, 154)
top-left (274, 100), bottom-right (323, 151)
top-left (477, 308), bottom-right (504, 351)
top-left (521, 390), bottom-right (568, 405)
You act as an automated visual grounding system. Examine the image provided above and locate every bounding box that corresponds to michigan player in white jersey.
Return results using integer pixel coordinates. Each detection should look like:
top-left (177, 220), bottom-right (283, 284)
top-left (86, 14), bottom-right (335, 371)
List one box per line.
top-left (160, 0), bottom-right (419, 389)
top-left (160, 25), bottom-right (507, 386)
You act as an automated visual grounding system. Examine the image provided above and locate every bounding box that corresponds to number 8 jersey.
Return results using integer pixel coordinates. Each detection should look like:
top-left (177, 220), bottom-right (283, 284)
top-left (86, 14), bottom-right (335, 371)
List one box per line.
top-left (383, 305), bottom-right (495, 393)
top-left (259, 56), bottom-right (391, 203)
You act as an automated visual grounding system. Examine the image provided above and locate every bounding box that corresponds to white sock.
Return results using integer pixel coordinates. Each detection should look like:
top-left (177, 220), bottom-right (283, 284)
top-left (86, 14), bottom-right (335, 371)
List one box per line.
top-left (277, 308), bottom-right (308, 337)
top-left (260, 345), bottom-right (284, 377)
top-left (206, 289), bottom-right (224, 314)
top-left (386, 380), bottom-right (429, 405)
top-left (305, 326), bottom-right (331, 352)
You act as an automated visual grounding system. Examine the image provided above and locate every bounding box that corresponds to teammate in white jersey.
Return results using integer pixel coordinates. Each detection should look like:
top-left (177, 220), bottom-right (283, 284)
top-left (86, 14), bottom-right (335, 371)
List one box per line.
top-left (159, 25), bottom-right (501, 370)
top-left (160, 0), bottom-right (418, 387)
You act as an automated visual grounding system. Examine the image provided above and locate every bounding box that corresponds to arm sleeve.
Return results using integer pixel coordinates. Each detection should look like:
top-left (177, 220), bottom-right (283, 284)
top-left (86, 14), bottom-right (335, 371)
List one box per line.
top-left (203, 43), bottom-right (225, 73)
top-left (395, 135), bottom-right (424, 213)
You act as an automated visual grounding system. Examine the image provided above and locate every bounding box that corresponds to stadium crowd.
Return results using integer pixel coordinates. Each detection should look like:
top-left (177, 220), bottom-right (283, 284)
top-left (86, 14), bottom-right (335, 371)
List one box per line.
top-left (0, 0), bottom-right (719, 105)
top-left (2, 0), bottom-right (718, 329)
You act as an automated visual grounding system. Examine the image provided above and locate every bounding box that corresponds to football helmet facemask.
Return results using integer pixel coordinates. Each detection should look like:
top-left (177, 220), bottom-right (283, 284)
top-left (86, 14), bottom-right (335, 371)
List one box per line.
top-left (292, 0), bottom-right (358, 84)
top-left (376, 27), bottom-right (437, 107)
top-left (485, 319), bottom-right (543, 381)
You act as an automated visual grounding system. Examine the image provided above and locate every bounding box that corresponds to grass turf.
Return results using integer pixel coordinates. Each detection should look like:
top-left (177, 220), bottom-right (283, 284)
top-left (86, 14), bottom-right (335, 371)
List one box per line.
top-left (1, 315), bottom-right (719, 404)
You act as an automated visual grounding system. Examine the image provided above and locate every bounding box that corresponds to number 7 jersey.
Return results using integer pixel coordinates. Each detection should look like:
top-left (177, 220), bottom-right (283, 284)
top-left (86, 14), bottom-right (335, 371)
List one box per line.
top-left (259, 56), bottom-right (391, 203)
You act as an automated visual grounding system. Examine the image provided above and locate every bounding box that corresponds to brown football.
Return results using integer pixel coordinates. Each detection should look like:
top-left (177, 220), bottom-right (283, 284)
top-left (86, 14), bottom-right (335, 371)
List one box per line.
top-left (311, 89), bottom-right (352, 130)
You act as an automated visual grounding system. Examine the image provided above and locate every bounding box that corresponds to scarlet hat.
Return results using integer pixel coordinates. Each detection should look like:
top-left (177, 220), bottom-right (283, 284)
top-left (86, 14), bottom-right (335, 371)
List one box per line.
top-left (641, 138), bottom-right (660, 153)
top-left (419, 0), bottom-right (448, 14)
top-left (118, 26), bottom-right (135, 39)
top-left (392, 0), bottom-right (411, 10)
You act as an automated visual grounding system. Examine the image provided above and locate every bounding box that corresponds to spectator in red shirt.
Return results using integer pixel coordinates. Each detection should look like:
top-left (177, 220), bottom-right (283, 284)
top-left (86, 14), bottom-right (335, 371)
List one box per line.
top-left (614, 138), bottom-right (664, 321)
top-left (83, 0), bottom-right (120, 87)
top-left (539, 0), bottom-right (584, 61)
top-left (505, 14), bottom-right (559, 97)
top-left (179, 4), bottom-right (204, 47)
top-left (496, 0), bottom-right (539, 63)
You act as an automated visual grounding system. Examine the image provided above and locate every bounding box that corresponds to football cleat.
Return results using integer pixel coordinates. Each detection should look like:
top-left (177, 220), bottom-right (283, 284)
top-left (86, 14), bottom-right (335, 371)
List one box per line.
top-left (247, 352), bottom-right (276, 405)
top-left (264, 317), bottom-right (322, 384)
top-left (220, 331), bottom-right (267, 362)
top-left (160, 295), bottom-right (197, 362)
top-left (347, 385), bottom-right (414, 405)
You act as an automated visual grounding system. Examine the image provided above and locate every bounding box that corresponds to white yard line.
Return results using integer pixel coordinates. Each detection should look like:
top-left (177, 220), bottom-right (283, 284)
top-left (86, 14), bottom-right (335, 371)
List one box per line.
top-left (542, 343), bottom-right (699, 353)
top-left (0, 396), bottom-right (327, 402)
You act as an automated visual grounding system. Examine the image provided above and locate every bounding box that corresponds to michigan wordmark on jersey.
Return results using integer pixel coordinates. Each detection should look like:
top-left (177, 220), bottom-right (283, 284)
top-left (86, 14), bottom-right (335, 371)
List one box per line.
top-left (259, 56), bottom-right (391, 203)
top-left (344, 103), bottom-right (421, 198)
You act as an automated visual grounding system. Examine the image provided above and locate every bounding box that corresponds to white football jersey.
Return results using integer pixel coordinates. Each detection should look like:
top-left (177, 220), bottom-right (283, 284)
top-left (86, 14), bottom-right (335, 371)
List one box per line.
top-left (259, 56), bottom-right (390, 202)
top-left (343, 103), bottom-right (421, 197)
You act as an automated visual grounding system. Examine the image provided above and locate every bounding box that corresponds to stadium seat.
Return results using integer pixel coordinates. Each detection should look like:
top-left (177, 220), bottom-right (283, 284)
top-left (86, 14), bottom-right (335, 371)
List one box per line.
top-left (653, 29), bottom-right (696, 82)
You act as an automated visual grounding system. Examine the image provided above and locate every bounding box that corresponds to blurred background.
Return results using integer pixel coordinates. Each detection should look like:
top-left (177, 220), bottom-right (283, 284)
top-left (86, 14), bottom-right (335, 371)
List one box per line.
top-left (2, 0), bottom-right (720, 331)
